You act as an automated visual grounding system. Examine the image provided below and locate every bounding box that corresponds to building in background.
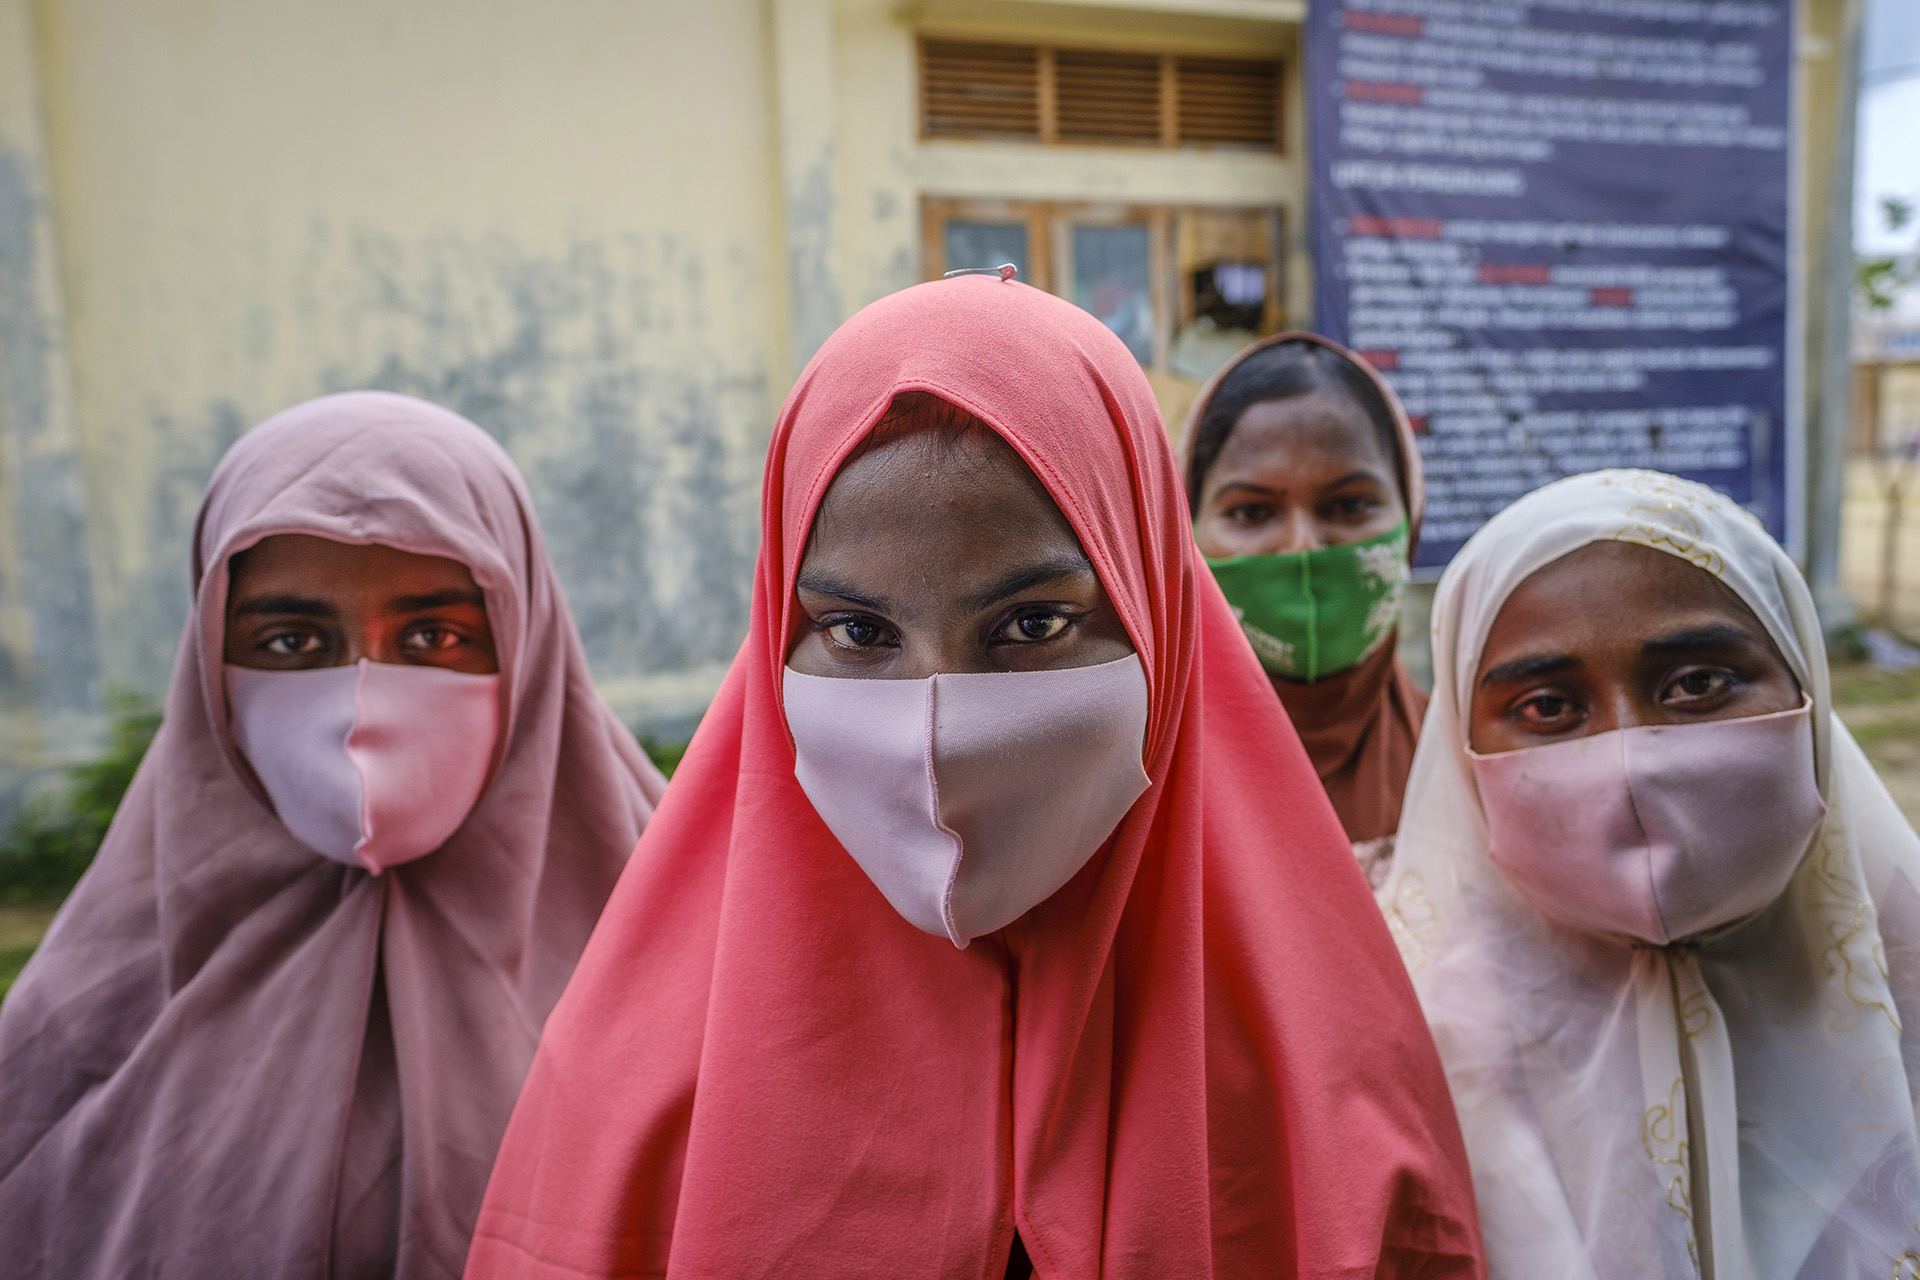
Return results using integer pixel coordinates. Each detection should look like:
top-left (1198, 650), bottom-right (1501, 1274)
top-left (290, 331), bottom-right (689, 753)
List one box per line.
top-left (0, 0), bottom-right (1864, 804)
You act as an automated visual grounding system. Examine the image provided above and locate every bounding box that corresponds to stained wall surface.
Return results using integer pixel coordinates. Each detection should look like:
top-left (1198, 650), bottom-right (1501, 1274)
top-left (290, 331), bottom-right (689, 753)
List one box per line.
top-left (0, 0), bottom-right (1853, 802)
top-left (0, 0), bottom-right (1308, 794)
top-left (4, 0), bottom-right (789, 775)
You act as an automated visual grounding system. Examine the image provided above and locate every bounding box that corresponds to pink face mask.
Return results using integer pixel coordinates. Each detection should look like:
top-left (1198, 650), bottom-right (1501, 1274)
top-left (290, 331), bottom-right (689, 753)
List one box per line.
top-left (782, 653), bottom-right (1152, 948)
top-left (1468, 699), bottom-right (1827, 945)
top-left (225, 660), bottom-right (501, 874)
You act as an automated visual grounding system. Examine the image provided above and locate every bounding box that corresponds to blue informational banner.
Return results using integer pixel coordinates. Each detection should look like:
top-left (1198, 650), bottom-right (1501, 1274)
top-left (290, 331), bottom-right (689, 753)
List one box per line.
top-left (1306, 0), bottom-right (1796, 569)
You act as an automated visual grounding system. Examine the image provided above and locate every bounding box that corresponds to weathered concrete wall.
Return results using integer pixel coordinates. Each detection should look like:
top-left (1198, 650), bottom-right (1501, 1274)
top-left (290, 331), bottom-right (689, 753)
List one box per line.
top-left (25, 0), bottom-right (784, 741)
top-left (0, 0), bottom-right (98, 781)
top-left (14, 0), bottom-right (1845, 788)
top-left (0, 0), bottom-right (1314, 784)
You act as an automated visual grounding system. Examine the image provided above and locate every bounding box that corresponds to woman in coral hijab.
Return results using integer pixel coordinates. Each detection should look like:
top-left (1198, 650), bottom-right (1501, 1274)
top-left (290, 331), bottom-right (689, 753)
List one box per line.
top-left (0, 392), bottom-right (666, 1278)
top-left (463, 277), bottom-right (1482, 1279)
top-left (1384, 469), bottom-right (1920, 1277)
top-left (1183, 335), bottom-right (1427, 885)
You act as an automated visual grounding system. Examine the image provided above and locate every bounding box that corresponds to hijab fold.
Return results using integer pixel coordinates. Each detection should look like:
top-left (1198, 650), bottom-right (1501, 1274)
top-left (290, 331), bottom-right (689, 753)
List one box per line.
top-left (1385, 468), bottom-right (1920, 1277)
top-left (0, 392), bottom-right (665, 1279)
top-left (465, 279), bottom-right (1482, 1279)
top-left (1180, 332), bottom-right (1428, 845)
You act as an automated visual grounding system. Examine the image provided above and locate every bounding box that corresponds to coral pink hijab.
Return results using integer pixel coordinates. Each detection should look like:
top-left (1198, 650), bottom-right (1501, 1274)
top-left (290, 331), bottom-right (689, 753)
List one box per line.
top-left (465, 280), bottom-right (1483, 1279)
top-left (0, 393), bottom-right (665, 1278)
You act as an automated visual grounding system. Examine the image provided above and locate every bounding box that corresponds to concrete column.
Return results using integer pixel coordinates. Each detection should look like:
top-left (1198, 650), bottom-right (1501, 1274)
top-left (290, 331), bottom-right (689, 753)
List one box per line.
top-left (0, 0), bottom-right (101, 775)
top-left (770, 0), bottom-right (844, 374)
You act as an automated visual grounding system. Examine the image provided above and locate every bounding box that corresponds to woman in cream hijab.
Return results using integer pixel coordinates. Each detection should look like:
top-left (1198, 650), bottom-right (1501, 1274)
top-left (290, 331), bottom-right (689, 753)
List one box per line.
top-left (1384, 468), bottom-right (1920, 1277)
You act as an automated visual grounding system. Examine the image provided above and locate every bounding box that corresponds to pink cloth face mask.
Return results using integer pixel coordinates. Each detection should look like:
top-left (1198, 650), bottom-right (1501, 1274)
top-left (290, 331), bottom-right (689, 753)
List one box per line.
top-left (225, 660), bottom-right (501, 874)
top-left (783, 653), bottom-right (1152, 948)
top-left (1468, 699), bottom-right (1826, 944)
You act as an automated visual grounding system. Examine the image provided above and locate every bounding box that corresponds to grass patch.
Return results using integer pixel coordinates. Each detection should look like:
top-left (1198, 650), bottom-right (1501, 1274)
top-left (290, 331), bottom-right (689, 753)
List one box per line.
top-left (1830, 659), bottom-right (1920, 710)
top-left (1842, 718), bottom-right (1920, 748)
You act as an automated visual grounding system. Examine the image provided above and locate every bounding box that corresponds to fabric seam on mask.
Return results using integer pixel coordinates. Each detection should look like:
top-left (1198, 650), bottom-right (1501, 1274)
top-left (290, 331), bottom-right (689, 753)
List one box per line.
top-left (348, 659), bottom-right (377, 875)
top-left (1302, 550), bottom-right (1318, 682)
top-left (926, 674), bottom-right (969, 947)
top-left (1621, 726), bottom-right (1667, 941)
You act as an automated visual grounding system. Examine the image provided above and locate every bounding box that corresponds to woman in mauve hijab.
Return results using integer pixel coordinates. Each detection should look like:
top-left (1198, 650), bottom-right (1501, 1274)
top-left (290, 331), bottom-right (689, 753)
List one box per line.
top-left (1385, 469), bottom-right (1920, 1277)
top-left (462, 277), bottom-right (1483, 1279)
top-left (1183, 335), bottom-right (1426, 886)
top-left (0, 392), bottom-right (666, 1279)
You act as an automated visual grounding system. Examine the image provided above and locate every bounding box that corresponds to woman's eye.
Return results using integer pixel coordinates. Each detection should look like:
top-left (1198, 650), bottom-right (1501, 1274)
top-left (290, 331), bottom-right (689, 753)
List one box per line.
top-left (998, 609), bottom-right (1073, 644)
top-left (1665, 669), bottom-right (1734, 704)
top-left (1514, 693), bottom-right (1577, 725)
top-left (263, 631), bottom-right (322, 655)
top-left (1326, 495), bottom-right (1380, 521)
top-left (822, 617), bottom-right (893, 650)
top-left (402, 625), bottom-right (461, 652)
top-left (1225, 502), bottom-right (1274, 527)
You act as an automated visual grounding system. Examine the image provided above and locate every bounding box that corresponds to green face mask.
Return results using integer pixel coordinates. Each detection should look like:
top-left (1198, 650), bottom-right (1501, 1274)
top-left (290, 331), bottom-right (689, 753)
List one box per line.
top-left (1203, 520), bottom-right (1411, 682)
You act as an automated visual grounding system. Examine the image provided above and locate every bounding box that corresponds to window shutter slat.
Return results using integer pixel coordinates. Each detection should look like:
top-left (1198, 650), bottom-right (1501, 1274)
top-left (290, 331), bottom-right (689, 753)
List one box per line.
top-left (919, 39), bottom-right (1281, 151)
top-left (1054, 49), bottom-right (1161, 145)
top-left (1174, 57), bottom-right (1279, 147)
top-left (922, 40), bottom-right (1041, 140)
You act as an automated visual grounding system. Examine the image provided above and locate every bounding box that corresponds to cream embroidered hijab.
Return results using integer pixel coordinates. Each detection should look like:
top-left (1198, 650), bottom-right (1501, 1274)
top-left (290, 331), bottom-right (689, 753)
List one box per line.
top-left (1383, 469), bottom-right (1920, 1278)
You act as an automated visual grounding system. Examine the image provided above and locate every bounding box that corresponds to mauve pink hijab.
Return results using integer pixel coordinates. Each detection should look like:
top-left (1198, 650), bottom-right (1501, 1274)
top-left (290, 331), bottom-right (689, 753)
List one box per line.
top-left (0, 392), bottom-right (666, 1278)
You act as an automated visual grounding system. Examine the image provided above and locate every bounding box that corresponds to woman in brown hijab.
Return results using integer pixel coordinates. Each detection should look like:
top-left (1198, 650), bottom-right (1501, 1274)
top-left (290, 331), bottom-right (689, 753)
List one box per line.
top-left (0, 392), bottom-right (666, 1278)
top-left (1183, 334), bottom-right (1426, 885)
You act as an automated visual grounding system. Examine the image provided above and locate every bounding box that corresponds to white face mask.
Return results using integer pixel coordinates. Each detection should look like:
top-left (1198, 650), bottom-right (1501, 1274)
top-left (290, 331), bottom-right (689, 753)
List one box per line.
top-left (1468, 699), bottom-right (1827, 945)
top-left (782, 653), bottom-right (1152, 948)
top-left (225, 660), bottom-right (501, 874)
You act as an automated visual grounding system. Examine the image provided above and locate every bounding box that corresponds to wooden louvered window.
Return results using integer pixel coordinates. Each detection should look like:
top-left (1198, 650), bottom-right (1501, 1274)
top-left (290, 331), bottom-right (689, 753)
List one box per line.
top-left (921, 40), bottom-right (1041, 141)
top-left (1054, 49), bottom-right (1162, 145)
top-left (919, 39), bottom-right (1281, 150)
top-left (1177, 58), bottom-right (1281, 148)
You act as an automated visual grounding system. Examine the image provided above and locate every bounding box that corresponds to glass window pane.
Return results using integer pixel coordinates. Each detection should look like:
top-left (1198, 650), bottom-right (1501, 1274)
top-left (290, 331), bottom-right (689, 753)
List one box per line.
top-left (1072, 225), bottom-right (1154, 363)
top-left (944, 222), bottom-right (1029, 279)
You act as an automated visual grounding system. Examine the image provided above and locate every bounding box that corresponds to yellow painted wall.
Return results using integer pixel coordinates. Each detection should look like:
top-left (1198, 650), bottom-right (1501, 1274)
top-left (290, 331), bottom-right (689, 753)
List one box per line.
top-left (23, 0), bottom-right (786, 736)
top-left (0, 0), bottom-right (1307, 772)
top-left (0, 0), bottom-right (1854, 785)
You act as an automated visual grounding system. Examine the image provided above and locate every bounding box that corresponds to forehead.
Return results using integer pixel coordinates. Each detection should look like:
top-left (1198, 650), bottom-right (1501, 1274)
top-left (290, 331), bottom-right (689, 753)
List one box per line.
top-left (229, 534), bottom-right (480, 595)
top-left (1481, 540), bottom-right (1769, 657)
top-left (1212, 389), bottom-right (1392, 475)
top-left (809, 429), bottom-right (1074, 546)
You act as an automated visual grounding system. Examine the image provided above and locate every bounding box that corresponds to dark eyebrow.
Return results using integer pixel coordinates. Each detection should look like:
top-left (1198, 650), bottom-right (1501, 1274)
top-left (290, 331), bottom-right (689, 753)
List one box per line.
top-left (232, 594), bottom-right (336, 619)
top-left (1322, 469), bottom-right (1390, 490)
top-left (1640, 623), bottom-right (1762, 655)
top-left (389, 589), bottom-right (486, 612)
top-left (795, 572), bottom-right (891, 613)
top-left (962, 555), bottom-right (1096, 611)
top-left (1213, 481), bottom-right (1282, 501)
top-left (1479, 653), bottom-right (1578, 687)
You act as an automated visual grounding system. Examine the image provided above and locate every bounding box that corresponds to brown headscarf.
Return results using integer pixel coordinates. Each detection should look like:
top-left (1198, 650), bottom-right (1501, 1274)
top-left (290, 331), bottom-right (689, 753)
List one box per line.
top-left (0, 392), bottom-right (666, 1279)
top-left (1180, 333), bottom-right (1428, 855)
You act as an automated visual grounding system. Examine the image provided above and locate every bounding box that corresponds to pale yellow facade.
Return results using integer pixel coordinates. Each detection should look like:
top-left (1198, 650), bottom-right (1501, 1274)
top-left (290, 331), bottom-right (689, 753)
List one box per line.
top-left (0, 0), bottom-right (1862, 790)
top-left (0, 0), bottom-right (1305, 784)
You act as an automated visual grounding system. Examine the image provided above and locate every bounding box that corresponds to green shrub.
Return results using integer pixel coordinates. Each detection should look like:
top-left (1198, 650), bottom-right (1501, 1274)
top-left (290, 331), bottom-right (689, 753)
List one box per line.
top-left (0, 941), bottom-right (36, 997)
top-left (638, 735), bottom-right (690, 778)
top-left (0, 693), bottom-right (161, 905)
